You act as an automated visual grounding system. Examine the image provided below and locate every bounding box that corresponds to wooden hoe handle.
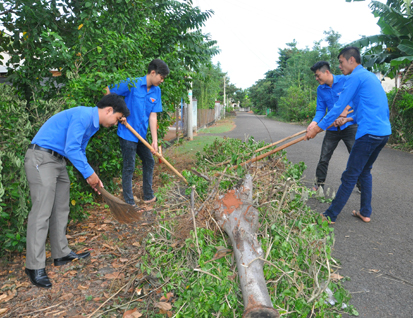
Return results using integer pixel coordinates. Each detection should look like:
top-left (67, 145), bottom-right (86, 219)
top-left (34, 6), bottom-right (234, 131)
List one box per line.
top-left (124, 123), bottom-right (188, 184)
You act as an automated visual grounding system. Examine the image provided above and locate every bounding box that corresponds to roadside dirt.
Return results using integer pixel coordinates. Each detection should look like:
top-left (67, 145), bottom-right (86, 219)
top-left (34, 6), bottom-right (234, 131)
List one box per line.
top-left (0, 150), bottom-right (196, 318)
top-left (0, 118), bottom-right (238, 317)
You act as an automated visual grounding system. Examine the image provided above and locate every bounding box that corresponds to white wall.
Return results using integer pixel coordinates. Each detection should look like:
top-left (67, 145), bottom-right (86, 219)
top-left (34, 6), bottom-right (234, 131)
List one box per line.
top-left (0, 52), bottom-right (10, 73)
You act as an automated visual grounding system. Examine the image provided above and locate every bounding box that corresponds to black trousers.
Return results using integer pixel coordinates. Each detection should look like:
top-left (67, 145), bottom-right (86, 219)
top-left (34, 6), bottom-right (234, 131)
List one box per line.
top-left (315, 124), bottom-right (360, 190)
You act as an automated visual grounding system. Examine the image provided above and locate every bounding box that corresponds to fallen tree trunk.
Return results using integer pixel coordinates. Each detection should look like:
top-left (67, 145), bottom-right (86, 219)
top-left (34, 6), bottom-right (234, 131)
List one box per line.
top-left (214, 174), bottom-right (279, 318)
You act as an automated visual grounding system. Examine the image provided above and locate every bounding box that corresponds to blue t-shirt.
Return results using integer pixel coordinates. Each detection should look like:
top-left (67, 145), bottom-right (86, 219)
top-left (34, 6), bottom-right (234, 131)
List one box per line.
top-left (313, 74), bottom-right (354, 131)
top-left (109, 76), bottom-right (162, 143)
top-left (31, 106), bottom-right (100, 179)
top-left (318, 65), bottom-right (391, 139)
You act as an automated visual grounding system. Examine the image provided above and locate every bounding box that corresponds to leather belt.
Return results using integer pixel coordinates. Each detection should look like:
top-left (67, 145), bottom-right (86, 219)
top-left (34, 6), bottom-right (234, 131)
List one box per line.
top-left (28, 144), bottom-right (64, 160)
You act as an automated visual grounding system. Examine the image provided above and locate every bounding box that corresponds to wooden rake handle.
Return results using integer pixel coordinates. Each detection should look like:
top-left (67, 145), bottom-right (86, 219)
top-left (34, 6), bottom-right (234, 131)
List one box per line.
top-left (218, 109), bottom-right (355, 174)
top-left (124, 122), bottom-right (188, 184)
top-left (214, 135), bottom-right (306, 176)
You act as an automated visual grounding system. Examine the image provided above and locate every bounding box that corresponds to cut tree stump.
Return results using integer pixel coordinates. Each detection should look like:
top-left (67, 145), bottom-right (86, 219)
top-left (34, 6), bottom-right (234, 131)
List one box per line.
top-left (214, 174), bottom-right (279, 318)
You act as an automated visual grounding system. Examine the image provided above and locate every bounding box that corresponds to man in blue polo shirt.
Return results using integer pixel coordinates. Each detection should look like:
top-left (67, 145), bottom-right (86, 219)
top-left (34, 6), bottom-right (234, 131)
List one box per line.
top-left (305, 46), bottom-right (391, 224)
top-left (105, 59), bottom-right (170, 207)
top-left (308, 61), bottom-right (361, 192)
top-left (24, 94), bottom-right (130, 288)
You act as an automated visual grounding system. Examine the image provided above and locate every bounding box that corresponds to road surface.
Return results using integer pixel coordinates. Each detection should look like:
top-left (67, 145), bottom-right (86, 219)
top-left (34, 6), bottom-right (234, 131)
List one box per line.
top-left (218, 112), bottom-right (413, 318)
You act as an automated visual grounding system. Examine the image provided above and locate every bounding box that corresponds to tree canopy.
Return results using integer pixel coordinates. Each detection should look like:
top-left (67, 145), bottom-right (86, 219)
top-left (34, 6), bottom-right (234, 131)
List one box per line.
top-left (0, 0), bottom-right (219, 108)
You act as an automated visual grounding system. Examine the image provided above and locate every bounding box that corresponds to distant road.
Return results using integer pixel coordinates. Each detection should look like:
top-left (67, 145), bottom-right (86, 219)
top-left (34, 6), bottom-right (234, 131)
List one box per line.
top-left (219, 112), bottom-right (413, 318)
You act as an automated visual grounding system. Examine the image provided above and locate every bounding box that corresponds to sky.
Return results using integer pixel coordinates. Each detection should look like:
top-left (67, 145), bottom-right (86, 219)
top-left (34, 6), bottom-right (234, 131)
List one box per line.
top-left (196, 0), bottom-right (384, 89)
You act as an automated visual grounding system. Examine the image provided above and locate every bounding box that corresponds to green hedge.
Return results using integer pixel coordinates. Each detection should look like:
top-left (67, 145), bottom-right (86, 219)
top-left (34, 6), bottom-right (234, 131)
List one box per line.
top-left (387, 89), bottom-right (413, 148)
top-left (0, 84), bottom-right (64, 253)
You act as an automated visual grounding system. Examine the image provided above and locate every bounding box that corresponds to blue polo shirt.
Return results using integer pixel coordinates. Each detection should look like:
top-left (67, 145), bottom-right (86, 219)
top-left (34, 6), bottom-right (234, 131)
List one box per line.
top-left (314, 74), bottom-right (354, 131)
top-left (318, 65), bottom-right (391, 139)
top-left (31, 106), bottom-right (100, 179)
top-left (109, 76), bottom-right (162, 143)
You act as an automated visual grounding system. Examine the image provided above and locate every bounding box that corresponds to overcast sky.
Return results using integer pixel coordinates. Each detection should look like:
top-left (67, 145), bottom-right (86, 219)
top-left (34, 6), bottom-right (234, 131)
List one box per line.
top-left (196, 0), bottom-right (384, 89)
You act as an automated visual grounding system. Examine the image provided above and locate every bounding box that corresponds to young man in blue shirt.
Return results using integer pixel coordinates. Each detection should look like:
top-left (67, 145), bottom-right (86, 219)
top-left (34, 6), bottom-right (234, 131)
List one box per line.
top-left (24, 94), bottom-right (130, 288)
top-left (305, 46), bottom-right (391, 224)
top-left (105, 59), bottom-right (170, 207)
top-left (308, 61), bottom-right (361, 192)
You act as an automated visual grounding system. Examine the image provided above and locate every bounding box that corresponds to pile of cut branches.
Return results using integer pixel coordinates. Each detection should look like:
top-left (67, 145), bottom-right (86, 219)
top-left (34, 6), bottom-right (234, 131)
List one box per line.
top-left (85, 137), bottom-right (358, 317)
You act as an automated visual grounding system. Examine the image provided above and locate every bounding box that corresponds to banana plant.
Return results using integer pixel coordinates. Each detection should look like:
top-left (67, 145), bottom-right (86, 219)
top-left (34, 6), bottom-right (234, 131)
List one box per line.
top-left (346, 0), bottom-right (413, 78)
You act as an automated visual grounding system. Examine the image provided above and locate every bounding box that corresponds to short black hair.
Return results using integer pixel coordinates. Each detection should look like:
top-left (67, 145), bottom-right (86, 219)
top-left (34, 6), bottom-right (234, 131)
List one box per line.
top-left (310, 61), bottom-right (330, 73)
top-left (147, 59), bottom-right (170, 77)
top-left (338, 46), bottom-right (361, 64)
top-left (97, 93), bottom-right (130, 117)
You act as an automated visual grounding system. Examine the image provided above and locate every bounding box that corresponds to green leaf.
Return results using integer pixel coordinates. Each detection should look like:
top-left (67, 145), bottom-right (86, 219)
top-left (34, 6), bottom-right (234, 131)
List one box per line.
top-left (85, 2), bottom-right (92, 7)
top-left (334, 290), bottom-right (344, 303)
top-left (97, 46), bottom-right (102, 53)
top-left (398, 41), bottom-right (413, 55)
top-left (390, 56), bottom-right (413, 67)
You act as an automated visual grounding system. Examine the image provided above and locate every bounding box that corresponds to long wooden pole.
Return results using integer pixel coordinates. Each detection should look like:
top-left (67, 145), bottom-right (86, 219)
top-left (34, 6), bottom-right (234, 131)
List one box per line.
top-left (214, 136), bottom-right (305, 176)
top-left (218, 110), bottom-right (354, 175)
top-left (216, 130), bottom-right (306, 167)
top-left (254, 130), bottom-right (306, 153)
top-left (124, 122), bottom-right (188, 184)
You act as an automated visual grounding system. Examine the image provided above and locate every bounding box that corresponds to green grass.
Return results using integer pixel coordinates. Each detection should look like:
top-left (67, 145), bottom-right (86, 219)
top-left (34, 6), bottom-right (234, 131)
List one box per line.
top-left (170, 135), bottom-right (225, 157)
top-left (198, 121), bottom-right (234, 134)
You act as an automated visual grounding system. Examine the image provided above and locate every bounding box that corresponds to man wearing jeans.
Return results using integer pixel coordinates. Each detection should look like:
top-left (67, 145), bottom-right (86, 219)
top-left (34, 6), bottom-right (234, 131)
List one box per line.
top-left (106, 59), bottom-right (170, 206)
top-left (305, 47), bottom-right (391, 224)
top-left (308, 61), bottom-right (361, 192)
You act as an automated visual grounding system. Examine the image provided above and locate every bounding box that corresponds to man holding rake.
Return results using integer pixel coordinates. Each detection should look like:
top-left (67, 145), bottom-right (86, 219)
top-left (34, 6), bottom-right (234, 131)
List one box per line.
top-left (24, 94), bottom-right (130, 288)
top-left (305, 47), bottom-right (391, 224)
top-left (105, 59), bottom-right (170, 208)
top-left (308, 61), bottom-right (361, 193)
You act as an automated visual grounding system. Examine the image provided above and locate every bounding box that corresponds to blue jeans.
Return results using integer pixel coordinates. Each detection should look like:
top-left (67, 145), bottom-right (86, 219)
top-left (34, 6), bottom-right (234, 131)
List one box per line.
top-left (119, 137), bottom-right (155, 205)
top-left (324, 134), bottom-right (389, 222)
top-left (316, 125), bottom-right (360, 189)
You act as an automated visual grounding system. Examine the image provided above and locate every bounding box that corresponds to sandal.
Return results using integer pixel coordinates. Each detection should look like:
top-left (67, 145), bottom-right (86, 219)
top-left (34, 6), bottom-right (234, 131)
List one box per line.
top-left (320, 213), bottom-right (335, 225)
top-left (352, 210), bottom-right (370, 223)
top-left (144, 197), bottom-right (157, 204)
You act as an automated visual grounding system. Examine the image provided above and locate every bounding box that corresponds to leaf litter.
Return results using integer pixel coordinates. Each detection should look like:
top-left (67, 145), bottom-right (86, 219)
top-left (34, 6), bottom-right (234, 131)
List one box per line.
top-left (0, 134), bottom-right (357, 317)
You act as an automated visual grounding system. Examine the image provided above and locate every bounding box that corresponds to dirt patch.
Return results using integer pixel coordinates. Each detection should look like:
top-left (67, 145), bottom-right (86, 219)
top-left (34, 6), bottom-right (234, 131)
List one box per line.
top-left (0, 145), bottom-right (197, 318)
top-left (0, 120), bottom-right (235, 317)
top-left (0, 203), bottom-right (155, 317)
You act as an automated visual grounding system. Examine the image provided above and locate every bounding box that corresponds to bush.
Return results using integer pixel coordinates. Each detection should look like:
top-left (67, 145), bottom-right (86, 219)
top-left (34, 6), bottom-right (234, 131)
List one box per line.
top-left (388, 90), bottom-right (413, 148)
top-left (0, 84), bottom-right (63, 253)
top-left (278, 86), bottom-right (314, 122)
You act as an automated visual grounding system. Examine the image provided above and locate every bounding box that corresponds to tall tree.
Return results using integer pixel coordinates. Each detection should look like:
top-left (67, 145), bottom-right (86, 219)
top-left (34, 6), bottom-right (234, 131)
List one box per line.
top-left (0, 0), bottom-right (219, 108)
top-left (192, 62), bottom-right (224, 109)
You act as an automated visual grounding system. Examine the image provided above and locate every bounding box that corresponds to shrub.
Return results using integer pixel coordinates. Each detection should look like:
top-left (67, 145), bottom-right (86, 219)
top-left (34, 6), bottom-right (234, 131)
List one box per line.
top-left (278, 86), bottom-right (314, 122)
top-left (0, 84), bottom-right (63, 253)
top-left (388, 90), bottom-right (413, 148)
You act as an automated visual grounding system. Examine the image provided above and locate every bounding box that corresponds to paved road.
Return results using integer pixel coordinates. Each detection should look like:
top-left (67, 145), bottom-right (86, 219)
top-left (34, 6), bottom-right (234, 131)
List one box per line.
top-left (219, 112), bottom-right (413, 318)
